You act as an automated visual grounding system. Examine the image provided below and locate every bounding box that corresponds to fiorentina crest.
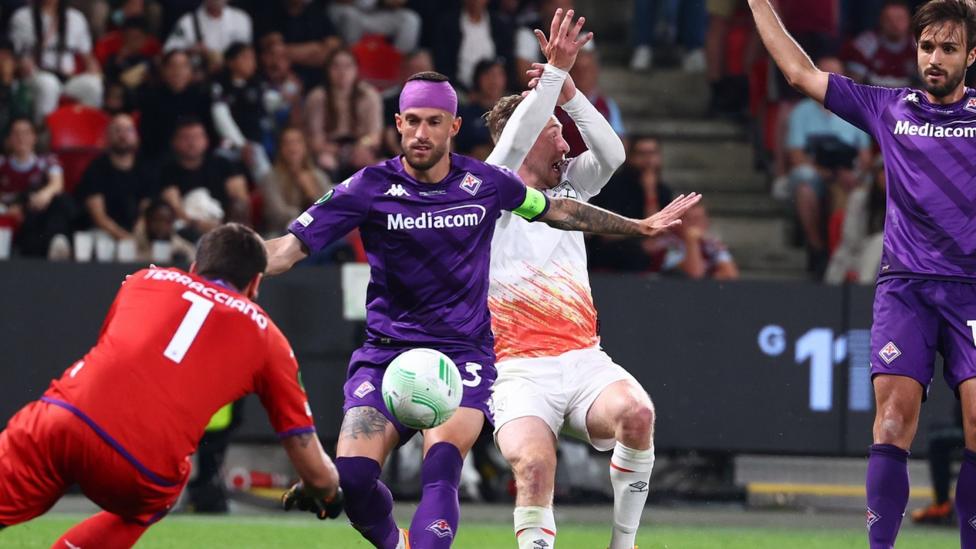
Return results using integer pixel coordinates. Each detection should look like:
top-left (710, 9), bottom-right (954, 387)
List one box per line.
top-left (879, 342), bottom-right (901, 364)
top-left (460, 173), bottom-right (482, 196)
top-left (426, 519), bottom-right (454, 538)
top-left (965, 97), bottom-right (976, 113)
top-left (866, 507), bottom-right (881, 529)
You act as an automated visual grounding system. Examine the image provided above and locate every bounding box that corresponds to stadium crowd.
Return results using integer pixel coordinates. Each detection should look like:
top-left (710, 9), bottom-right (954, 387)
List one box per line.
top-left (0, 0), bottom-right (972, 281)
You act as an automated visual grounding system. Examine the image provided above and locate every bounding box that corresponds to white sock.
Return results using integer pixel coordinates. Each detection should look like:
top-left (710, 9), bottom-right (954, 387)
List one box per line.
top-left (514, 505), bottom-right (556, 549)
top-left (609, 442), bottom-right (654, 549)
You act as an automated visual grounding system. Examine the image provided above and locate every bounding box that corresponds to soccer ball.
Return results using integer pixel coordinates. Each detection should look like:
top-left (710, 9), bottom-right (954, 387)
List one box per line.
top-left (382, 348), bottom-right (463, 430)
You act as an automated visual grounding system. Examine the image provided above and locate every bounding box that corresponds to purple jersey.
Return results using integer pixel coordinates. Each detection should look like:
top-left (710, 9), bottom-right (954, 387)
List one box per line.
top-left (289, 154), bottom-right (547, 355)
top-left (825, 74), bottom-right (976, 283)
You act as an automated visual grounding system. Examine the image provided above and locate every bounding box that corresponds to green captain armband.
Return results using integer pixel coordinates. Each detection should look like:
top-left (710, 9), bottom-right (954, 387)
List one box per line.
top-left (513, 187), bottom-right (549, 221)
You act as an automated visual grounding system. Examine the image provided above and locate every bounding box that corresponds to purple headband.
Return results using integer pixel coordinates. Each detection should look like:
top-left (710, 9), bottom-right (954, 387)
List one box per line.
top-left (399, 79), bottom-right (458, 116)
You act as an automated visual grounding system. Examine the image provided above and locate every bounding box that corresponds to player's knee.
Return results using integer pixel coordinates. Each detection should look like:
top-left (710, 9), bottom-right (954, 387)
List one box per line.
top-left (335, 458), bottom-right (380, 494)
top-left (875, 407), bottom-right (914, 445)
top-left (617, 399), bottom-right (655, 441)
top-left (511, 452), bottom-right (555, 497)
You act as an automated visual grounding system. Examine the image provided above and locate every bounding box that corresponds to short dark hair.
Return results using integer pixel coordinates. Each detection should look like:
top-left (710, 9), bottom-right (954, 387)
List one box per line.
top-left (6, 116), bottom-right (34, 138)
top-left (913, 0), bottom-right (976, 51)
top-left (145, 198), bottom-right (175, 219)
top-left (472, 58), bottom-right (505, 93)
top-left (161, 49), bottom-right (189, 66)
top-left (173, 115), bottom-right (204, 135)
top-left (484, 94), bottom-right (524, 143)
top-left (224, 41), bottom-right (251, 62)
top-left (407, 71), bottom-right (450, 83)
top-left (194, 223), bottom-right (268, 291)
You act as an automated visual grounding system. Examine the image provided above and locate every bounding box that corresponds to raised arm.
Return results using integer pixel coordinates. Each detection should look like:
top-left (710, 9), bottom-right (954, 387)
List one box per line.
top-left (748, 0), bottom-right (829, 103)
top-left (265, 234), bottom-right (308, 276)
top-left (540, 193), bottom-right (701, 237)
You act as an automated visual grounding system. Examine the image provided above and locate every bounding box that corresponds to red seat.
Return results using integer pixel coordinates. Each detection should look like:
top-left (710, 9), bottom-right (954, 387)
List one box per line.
top-left (352, 35), bottom-right (401, 92)
top-left (93, 31), bottom-right (162, 66)
top-left (46, 105), bottom-right (111, 192)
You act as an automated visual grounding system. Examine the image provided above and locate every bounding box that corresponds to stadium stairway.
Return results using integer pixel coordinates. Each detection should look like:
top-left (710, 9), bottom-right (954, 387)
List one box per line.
top-left (575, 0), bottom-right (808, 279)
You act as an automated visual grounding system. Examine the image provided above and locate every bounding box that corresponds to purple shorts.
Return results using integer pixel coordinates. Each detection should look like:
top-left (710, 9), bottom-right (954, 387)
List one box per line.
top-left (342, 344), bottom-right (496, 443)
top-left (871, 278), bottom-right (976, 394)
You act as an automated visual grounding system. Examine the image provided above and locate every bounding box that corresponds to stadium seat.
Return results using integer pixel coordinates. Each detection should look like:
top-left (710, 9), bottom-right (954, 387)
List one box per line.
top-left (93, 31), bottom-right (162, 66)
top-left (352, 35), bottom-right (401, 92)
top-left (46, 105), bottom-right (110, 192)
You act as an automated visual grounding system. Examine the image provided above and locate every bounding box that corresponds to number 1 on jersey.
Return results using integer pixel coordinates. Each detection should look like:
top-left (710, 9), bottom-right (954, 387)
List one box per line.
top-left (164, 292), bottom-right (215, 364)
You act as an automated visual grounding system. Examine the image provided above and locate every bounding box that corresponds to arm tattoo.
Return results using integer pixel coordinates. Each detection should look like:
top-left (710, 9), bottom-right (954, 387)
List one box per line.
top-left (339, 406), bottom-right (391, 441)
top-left (542, 197), bottom-right (643, 236)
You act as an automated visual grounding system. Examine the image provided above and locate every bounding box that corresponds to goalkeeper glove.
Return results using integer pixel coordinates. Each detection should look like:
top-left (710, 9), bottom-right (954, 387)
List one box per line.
top-left (281, 482), bottom-right (344, 520)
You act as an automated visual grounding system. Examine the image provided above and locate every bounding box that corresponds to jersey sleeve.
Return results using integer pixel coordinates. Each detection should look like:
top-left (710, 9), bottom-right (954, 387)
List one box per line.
top-left (288, 170), bottom-right (372, 253)
top-left (560, 92), bottom-right (627, 201)
top-left (824, 73), bottom-right (900, 138)
top-left (493, 165), bottom-right (549, 221)
top-left (254, 325), bottom-right (315, 439)
top-left (485, 64), bottom-right (567, 171)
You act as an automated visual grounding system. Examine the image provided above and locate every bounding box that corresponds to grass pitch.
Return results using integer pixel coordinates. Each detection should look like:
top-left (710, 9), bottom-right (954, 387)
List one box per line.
top-left (1, 514), bottom-right (959, 548)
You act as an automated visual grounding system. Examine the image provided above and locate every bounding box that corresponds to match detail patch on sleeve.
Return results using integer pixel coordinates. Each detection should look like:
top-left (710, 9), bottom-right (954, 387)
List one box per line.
top-left (513, 187), bottom-right (549, 221)
top-left (297, 212), bottom-right (314, 227)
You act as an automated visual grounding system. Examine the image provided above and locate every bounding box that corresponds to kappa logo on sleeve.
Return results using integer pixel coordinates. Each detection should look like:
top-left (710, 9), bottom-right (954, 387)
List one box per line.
top-left (460, 173), bottom-right (482, 196)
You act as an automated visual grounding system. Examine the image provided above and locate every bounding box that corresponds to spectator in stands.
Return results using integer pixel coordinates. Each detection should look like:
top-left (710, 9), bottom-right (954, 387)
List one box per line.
top-left (211, 42), bottom-right (272, 182)
top-left (0, 117), bottom-right (72, 257)
top-left (786, 56), bottom-right (871, 276)
top-left (328, 0), bottom-right (422, 54)
top-left (134, 198), bottom-right (195, 263)
top-left (75, 113), bottom-right (153, 242)
top-left (159, 116), bottom-right (249, 237)
top-left (9, 0), bottom-right (103, 119)
top-left (305, 49), bottom-right (383, 178)
top-left (841, 0), bottom-right (915, 88)
top-left (456, 59), bottom-right (508, 160)
top-left (560, 48), bottom-right (625, 157)
top-left (102, 80), bottom-right (136, 115)
top-left (630, 0), bottom-right (707, 72)
top-left (102, 16), bottom-right (158, 91)
top-left (514, 0), bottom-right (573, 87)
top-left (254, 0), bottom-right (341, 90)
top-left (704, 0), bottom-right (752, 116)
top-left (588, 136), bottom-right (675, 272)
top-left (137, 49), bottom-right (215, 161)
top-left (432, 0), bottom-right (515, 90)
top-left (259, 126), bottom-right (331, 235)
top-left (381, 49), bottom-right (433, 155)
top-left (258, 33), bottom-right (304, 139)
top-left (163, 0), bottom-right (252, 72)
top-left (825, 157), bottom-right (886, 284)
top-left (660, 202), bottom-right (739, 280)
top-left (0, 40), bottom-right (33, 135)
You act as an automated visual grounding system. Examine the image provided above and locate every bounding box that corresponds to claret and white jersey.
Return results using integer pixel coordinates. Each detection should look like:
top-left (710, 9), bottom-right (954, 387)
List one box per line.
top-left (485, 64), bottom-right (636, 444)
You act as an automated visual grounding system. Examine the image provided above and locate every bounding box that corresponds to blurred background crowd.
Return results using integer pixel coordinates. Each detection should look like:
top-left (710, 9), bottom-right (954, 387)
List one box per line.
top-left (0, 0), bottom-right (972, 282)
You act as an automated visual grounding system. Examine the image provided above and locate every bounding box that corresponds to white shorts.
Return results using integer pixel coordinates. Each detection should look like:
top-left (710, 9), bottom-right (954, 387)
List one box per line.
top-left (491, 346), bottom-right (639, 451)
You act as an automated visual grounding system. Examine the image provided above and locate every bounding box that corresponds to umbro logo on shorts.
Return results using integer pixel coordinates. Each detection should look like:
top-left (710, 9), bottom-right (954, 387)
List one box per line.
top-left (532, 540), bottom-right (550, 548)
top-left (629, 481), bottom-right (649, 493)
top-left (354, 381), bottom-right (375, 398)
top-left (879, 342), bottom-right (901, 364)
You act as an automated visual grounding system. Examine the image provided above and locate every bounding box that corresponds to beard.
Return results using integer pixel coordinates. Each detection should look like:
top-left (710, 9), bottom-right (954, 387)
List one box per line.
top-left (922, 66), bottom-right (965, 98)
top-left (403, 141), bottom-right (447, 172)
top-left (109, 143), bottom-right (136, 156)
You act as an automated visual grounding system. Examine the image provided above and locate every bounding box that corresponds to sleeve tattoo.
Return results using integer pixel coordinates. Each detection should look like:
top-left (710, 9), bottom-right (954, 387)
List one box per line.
top-left (541, 197), bottom-right (643, 236)
top-left (339, 406), bottom-right (391, 440)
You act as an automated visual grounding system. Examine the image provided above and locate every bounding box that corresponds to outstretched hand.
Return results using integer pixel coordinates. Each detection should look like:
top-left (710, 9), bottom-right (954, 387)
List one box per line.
top-left (281, 483), bottom-right (344, 520)
top-left (534, 8), bottom-right (593, 72)
top-left (524, 62), bottom-right (578, 105)
top-left (638, 193), bottom-right (703, 237)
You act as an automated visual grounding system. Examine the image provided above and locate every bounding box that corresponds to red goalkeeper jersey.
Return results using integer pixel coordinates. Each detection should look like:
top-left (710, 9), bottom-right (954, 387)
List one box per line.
top-left (42, 267), bottom-right (314, 485)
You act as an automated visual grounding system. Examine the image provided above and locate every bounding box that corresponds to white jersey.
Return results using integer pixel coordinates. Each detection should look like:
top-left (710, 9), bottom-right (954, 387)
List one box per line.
top-left (486, 65), bottom-right (625, 363)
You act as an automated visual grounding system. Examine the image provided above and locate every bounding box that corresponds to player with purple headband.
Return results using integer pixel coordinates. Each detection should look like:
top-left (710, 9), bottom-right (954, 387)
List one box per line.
top-left (262, 10), bottom-right (699, 548)
top-left (748, 1), bottom-right (976, 547)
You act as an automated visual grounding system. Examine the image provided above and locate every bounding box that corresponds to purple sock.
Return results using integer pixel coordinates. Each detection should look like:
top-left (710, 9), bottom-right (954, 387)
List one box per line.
top-left (335, 456), bottom-right (400, 549)
top-left (866, 444), bottom-right (910, 549)
top-left (956, 449), bottom-right (976, 549)
top-left (409, 442), bottom-right (463, 549)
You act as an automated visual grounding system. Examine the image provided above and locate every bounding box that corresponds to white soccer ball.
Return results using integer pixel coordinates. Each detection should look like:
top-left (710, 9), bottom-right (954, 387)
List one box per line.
top-left (382, 348), bottom-right (463, 430)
